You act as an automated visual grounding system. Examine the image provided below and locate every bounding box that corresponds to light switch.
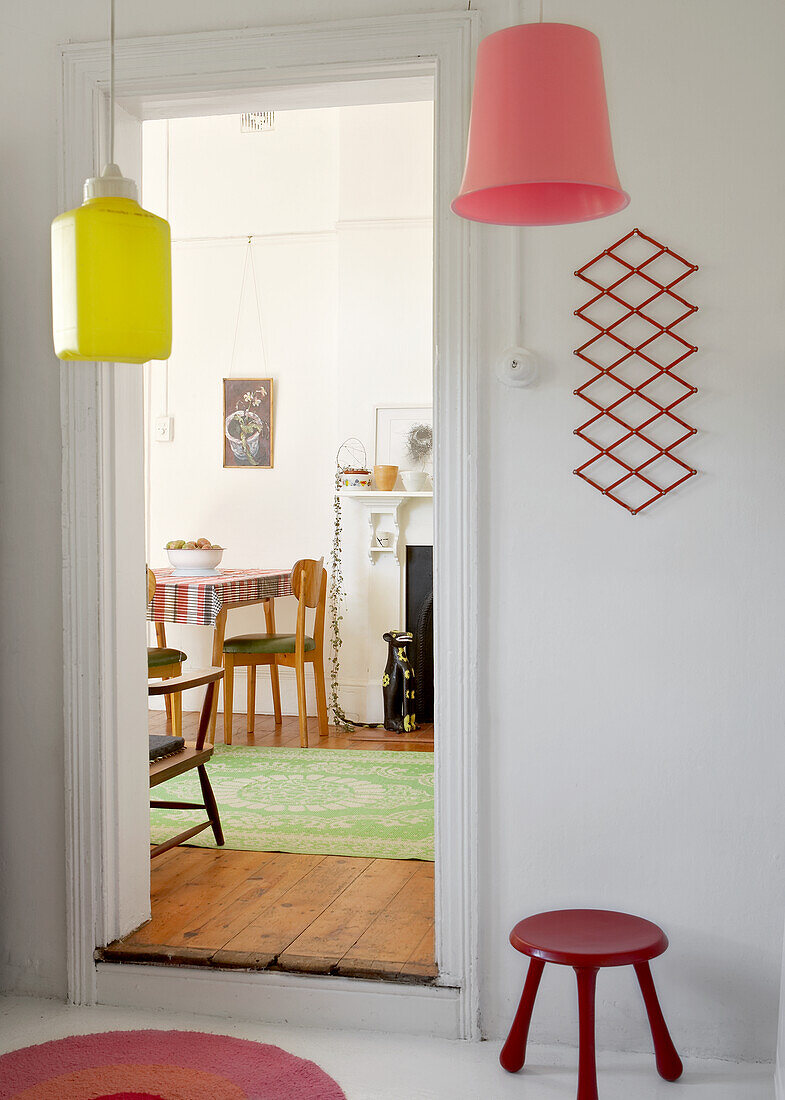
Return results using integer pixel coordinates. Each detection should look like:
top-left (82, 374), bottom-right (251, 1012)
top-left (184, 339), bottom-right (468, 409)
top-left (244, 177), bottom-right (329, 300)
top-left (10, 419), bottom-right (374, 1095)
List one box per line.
top-left (496, 346), bottom-right (538, 387)
top-left (155, 416), bottom-right (174, 442)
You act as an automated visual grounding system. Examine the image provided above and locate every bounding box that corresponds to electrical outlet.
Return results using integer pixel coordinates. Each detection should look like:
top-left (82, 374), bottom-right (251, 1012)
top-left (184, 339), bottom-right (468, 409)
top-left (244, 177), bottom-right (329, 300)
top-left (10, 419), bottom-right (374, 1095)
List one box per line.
top-left (155, 416), bottom-right (174, 442)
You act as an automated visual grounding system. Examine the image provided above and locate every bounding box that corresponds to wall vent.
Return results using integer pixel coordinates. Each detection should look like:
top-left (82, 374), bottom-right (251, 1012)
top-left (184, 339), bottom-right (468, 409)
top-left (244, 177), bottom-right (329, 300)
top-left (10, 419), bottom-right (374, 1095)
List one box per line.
top-left (241, 111), bottom-right (275, 133)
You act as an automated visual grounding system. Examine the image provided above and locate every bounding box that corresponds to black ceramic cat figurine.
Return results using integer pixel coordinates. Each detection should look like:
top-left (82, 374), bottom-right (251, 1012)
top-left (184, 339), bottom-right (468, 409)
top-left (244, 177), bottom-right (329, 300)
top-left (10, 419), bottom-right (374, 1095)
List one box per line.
top-left (382, 631), bottom-right (417, 733)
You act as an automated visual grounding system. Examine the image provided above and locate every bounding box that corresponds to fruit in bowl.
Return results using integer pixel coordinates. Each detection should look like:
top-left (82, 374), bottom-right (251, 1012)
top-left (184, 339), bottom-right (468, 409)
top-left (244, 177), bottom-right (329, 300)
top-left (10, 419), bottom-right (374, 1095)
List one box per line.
top-left (165, 539), bottom-right (225, 574)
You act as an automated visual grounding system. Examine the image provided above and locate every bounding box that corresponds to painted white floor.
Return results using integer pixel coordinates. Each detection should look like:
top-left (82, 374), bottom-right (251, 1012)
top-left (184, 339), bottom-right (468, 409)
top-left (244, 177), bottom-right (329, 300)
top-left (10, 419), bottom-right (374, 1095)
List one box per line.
top-left (0, 996), bottom-right (773, 1099)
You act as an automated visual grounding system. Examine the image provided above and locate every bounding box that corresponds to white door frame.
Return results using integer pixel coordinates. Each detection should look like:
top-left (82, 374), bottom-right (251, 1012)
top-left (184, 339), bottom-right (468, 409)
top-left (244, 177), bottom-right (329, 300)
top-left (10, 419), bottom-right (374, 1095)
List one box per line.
top-left (60, 11), bottom-right (481, 1039)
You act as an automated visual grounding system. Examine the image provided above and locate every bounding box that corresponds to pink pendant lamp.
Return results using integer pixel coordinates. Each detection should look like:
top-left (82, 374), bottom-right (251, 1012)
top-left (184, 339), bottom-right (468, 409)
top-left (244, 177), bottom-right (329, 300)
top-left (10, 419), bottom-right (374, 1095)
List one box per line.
top-left (452, 22), bottom-right (629, 226)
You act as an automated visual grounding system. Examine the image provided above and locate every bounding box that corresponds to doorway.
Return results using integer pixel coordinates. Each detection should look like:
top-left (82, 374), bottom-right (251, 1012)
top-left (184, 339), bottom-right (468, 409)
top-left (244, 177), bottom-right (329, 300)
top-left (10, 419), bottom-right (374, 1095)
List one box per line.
top-left (106, 98), bottom-right (437, 981)
top-left (60, 12), bottom-right (479, 1037)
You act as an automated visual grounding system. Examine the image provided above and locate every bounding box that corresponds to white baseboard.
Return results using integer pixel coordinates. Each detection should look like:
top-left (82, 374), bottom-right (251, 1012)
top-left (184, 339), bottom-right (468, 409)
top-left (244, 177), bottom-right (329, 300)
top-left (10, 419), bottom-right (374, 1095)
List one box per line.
top-left (336, 678), bottom-right (384, 725)
top-left (96, 963), bottom-right (462, 1039)
top-left (148, 670), bottom-right (384, 725)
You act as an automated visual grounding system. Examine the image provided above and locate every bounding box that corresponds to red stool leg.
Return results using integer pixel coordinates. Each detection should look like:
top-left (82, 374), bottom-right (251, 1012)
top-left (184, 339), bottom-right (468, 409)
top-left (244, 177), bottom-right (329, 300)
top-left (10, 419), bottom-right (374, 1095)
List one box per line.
top-left (634, 961), bottom-right (683, 1082)
top-left (500, 957), bottom-right (545, 1072)
top-left (575, 967), bottom-right (599, 1100)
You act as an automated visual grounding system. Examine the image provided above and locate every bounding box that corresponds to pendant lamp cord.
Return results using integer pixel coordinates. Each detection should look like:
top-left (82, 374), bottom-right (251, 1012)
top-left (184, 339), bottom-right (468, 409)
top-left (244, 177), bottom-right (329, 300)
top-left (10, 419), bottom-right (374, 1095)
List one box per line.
top-left (538, 0), bottom-right (544, 21)
top-left (229, 237), bottom-right (269, 376)
top-left (108, 0), bottom-right (115, 165)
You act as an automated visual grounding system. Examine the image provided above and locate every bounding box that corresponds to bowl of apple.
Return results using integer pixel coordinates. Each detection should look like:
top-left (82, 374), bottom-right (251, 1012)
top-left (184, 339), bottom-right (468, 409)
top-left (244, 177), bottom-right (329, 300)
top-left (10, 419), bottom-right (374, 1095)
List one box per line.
top-left (166, 538), bottom-right (225, 575)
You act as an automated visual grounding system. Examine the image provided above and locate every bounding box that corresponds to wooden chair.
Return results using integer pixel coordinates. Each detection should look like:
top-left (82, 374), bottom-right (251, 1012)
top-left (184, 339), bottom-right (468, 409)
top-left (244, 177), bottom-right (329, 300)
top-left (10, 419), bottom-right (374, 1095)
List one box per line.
top-left (223, 558), bottom-right (328, 748)
top-left (149, 668), bottom-right (225, 858)
top-left (147, 566), bottom-right (187, 737)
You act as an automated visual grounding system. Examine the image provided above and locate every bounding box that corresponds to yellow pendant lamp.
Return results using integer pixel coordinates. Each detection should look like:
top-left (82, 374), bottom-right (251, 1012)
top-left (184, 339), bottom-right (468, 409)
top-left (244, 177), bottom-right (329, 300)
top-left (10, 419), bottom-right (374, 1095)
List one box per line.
top-left (51, 0), bottom-right (171, 363)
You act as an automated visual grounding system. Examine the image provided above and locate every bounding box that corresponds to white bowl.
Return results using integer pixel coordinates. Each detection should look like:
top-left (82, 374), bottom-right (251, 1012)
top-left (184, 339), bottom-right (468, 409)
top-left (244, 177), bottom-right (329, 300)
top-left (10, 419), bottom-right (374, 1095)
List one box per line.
top-left (401, 470), bottom-right (430, 492)
top-left (166, 547), bottom-right (225, 575)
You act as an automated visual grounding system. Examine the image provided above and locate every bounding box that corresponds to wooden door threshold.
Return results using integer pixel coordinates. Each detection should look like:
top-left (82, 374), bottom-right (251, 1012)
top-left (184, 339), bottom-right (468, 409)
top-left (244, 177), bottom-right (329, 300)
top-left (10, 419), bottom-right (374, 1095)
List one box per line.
top-left (97, 848), bottom-right (437, 986)
top-left (95, 941), bottom-right (437, 984)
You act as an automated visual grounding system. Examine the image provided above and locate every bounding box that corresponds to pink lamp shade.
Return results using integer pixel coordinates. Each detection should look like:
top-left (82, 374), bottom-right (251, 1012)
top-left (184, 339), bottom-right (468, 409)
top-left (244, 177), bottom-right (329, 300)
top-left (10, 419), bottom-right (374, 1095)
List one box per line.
top-left (452, 23), bottom-right (629, 226)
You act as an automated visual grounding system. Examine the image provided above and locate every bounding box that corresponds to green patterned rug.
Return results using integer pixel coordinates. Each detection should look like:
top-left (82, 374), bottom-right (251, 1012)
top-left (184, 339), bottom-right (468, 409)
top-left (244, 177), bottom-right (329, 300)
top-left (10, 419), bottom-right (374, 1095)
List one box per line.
top-left (150, 746), bottom-right (434, 861)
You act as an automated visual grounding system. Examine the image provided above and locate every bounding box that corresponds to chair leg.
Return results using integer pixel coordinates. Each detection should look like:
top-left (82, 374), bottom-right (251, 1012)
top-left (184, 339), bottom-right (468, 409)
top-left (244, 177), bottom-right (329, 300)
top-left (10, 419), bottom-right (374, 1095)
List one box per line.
top-left (314, 657), bottom-right (328, 737)
top-left (575, 967), bottom-right (599, 1100)
top-left (295, 655), bottom-right (309, 747)
top-left (172, 684), bottom-right (182, 738)
top-left (197, 764), bottom-right (224, 846)
top-left (270, 663), bottom-right (282, 725)
top-left (500, 957), bottom-right (545, 1073)
top-left (247, 665), bottom-right (256, 734)
top-left (155, 625), bottom-right (172, 723)
top-left (634, 961), bottom-right (683, 1082)
top-left (163, 677), bottom-right (173, 723)
top-left (265, 600), bottom-right (282, 726)
top-left (223, 654), bottom-right (234, 746)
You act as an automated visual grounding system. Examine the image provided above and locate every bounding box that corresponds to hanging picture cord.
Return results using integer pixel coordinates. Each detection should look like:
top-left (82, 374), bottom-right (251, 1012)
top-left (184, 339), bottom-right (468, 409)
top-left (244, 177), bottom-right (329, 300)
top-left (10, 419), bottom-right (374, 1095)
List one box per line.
top-left (228, 237), bottom-right (269, 377)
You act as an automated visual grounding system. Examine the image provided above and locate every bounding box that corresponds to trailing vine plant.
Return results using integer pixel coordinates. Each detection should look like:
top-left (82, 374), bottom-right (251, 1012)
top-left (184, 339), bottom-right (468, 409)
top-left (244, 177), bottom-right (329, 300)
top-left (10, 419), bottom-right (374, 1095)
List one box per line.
top-left (328, 465), bottom-right (353, 728)
top-left (328, 438), bottom-right (373, 730)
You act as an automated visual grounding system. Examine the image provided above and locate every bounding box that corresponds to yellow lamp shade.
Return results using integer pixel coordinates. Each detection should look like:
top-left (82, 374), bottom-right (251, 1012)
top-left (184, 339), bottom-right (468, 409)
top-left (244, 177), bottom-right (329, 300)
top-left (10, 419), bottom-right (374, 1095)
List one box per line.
top-left (52, 164), bottom-right (172, 363)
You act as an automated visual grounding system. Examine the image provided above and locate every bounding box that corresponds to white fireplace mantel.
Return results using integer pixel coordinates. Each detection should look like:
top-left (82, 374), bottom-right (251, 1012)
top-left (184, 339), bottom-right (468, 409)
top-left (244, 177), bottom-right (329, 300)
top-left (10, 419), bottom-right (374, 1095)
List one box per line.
top-left (340, 490), bottom-right (433, 563)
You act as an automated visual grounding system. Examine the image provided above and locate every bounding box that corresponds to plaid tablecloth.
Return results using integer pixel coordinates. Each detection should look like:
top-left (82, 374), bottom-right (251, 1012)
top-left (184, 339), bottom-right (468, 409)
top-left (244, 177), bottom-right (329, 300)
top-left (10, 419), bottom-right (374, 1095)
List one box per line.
top-left (148, 567), bottom-right (293, 626)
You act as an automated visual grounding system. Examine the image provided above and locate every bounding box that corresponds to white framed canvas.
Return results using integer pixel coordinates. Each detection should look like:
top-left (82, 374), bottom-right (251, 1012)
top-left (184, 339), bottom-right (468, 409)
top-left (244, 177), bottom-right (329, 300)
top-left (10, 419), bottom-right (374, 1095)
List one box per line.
top-left (374, 405), bottom-right (433, 474)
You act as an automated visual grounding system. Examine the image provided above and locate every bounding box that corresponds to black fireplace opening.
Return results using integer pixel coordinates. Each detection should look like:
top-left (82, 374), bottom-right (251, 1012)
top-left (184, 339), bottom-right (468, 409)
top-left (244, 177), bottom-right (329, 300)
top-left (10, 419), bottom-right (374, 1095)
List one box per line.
top-left (405, 546), bottom-right (434, 724)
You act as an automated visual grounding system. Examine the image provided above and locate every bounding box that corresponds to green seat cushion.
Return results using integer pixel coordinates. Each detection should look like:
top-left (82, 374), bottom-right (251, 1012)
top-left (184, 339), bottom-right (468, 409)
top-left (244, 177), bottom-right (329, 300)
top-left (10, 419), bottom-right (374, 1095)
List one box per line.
top-left (147, 646), bottom-right (187, 670)
top-left (223, 633), bottom-right (316, 655)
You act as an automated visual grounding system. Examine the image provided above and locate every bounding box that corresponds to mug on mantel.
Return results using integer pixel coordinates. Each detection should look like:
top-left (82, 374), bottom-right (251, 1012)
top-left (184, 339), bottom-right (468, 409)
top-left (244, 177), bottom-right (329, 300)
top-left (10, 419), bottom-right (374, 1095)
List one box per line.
top-left (374, 464), bottom-right (398, 491)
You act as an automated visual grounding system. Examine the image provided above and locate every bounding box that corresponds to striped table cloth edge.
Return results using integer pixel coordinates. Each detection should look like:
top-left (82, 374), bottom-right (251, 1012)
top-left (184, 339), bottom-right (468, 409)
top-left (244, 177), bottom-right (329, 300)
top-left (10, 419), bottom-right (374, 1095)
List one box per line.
top-left (147, 567), bottom-right (293, 626)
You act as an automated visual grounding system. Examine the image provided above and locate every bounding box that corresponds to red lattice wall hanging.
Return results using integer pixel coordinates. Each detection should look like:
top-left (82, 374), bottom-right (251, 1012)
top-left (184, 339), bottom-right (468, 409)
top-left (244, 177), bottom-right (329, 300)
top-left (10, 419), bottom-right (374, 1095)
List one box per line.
top-left (574, 228), bottom-right (699, 514)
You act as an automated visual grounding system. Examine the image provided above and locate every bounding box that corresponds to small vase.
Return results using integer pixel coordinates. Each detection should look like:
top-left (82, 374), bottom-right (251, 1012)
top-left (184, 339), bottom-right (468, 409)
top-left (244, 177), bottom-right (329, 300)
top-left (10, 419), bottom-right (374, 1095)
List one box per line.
top-left (374, 464), bottom-right (398, 491)
top-left (401, 470), bottom-right (429, 492)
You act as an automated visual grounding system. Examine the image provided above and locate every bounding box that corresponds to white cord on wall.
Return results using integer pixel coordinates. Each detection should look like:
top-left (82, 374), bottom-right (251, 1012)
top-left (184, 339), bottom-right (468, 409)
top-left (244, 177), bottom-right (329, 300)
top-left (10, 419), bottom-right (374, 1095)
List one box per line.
top-left (108, 0), bottom-right (115, 164)
top-left (163, 118), bottom-right (170, 416)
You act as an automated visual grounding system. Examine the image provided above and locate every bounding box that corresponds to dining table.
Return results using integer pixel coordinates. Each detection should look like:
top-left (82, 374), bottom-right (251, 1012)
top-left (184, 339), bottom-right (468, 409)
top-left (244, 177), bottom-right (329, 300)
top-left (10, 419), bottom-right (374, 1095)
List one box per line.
top-left (147, 566), bottom-right (294, 741)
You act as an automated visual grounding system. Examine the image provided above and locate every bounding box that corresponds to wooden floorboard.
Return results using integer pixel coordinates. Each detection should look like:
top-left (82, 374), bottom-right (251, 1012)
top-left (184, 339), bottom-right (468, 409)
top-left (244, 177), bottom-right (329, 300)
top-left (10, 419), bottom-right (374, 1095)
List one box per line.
top-left (180, 852), bottom-right (325, 952)
top-left (149, 708), bottom-right (435, 752)
top-left (277, 857), bottom-right (420, 973)
top-left (348, 727), bottom-right (435, 746)
top-left (99, 711), bottom-right (437, 983)
top-left (335, 863), bottom-right (435, 981)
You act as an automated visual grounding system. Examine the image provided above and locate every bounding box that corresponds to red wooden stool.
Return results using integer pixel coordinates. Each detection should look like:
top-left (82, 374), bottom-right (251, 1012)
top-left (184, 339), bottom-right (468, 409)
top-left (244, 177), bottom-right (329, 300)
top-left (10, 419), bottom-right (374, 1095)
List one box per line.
top-left (500, 910), bottom-right (682, 1100)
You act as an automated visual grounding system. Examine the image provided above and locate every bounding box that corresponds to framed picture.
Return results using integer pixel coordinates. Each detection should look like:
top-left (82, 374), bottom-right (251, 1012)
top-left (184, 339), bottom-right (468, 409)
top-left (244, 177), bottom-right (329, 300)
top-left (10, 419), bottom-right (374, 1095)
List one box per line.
top-left (374, 405), bottom-right (433, 473)
top-left (223, 378), bottom-right (273, 468)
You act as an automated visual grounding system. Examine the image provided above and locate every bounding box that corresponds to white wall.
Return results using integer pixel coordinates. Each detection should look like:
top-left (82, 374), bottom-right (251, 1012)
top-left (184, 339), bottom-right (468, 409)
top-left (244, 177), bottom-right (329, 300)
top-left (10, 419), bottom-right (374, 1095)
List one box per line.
top-left (478, 0), bottom-right (785, 1064)
top-left (0, 13), bottom-right (66, 999)
top-left (142, 104), bottom-right (433, 717)
top-left (778, 926), bottom-right (785, 1097)
top-left (1, 0), bottom-right (784, 1067)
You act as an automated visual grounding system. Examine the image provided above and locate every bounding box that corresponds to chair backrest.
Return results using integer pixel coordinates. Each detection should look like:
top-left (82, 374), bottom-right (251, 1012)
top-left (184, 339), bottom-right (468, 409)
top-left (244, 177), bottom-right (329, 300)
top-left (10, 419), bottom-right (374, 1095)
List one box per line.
top-left (146, 566), bottom-right (156, 605)
top-left (291, 557), bottom-right (326, 650)
top-left (292, 557), bottom-right (324, 607)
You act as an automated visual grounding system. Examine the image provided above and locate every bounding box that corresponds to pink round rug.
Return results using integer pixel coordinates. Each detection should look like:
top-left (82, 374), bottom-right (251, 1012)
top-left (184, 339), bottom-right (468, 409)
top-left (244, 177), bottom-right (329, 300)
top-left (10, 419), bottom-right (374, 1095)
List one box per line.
top-left (0, 1030), bottom-right (347, 1100)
